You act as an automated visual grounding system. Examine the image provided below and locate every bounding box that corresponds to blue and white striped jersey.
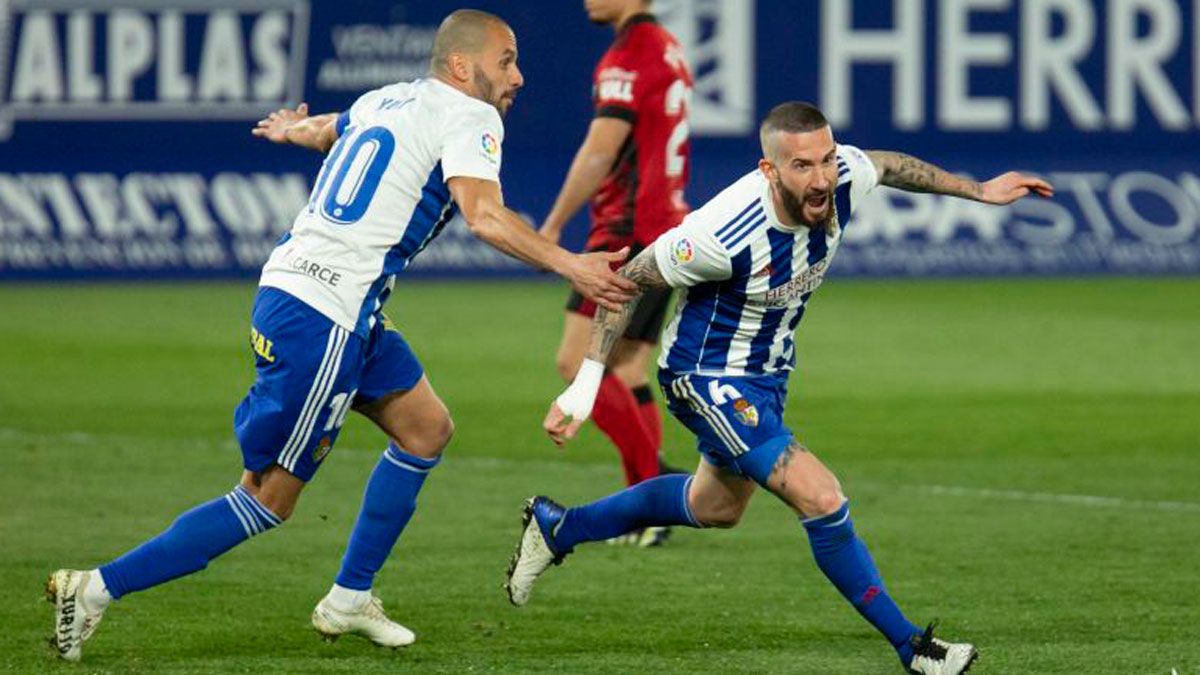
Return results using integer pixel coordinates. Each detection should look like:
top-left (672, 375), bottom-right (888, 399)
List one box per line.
top-left (654, 144), bottom-right (878, 377)
top-left (260, 78), bottom-right (504, 337)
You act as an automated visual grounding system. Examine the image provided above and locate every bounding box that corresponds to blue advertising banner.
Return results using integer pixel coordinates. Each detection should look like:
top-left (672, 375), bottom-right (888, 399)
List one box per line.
top-left (0, 0), bottom-right (1197, 279)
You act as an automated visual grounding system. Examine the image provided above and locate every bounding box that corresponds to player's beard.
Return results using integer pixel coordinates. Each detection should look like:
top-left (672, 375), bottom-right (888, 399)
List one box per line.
top-left (472, 66), bottom-right (512, 116)
top-left (775, 178), bottom-right (834, 230)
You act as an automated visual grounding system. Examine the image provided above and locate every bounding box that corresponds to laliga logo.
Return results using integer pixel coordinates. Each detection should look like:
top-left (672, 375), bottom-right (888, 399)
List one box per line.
top-left (670, 237), bottom-right (694, 265)
top-left (480, 130), bottom-right (499, 157)
top-left (0, 0), bottom-right (311, 140)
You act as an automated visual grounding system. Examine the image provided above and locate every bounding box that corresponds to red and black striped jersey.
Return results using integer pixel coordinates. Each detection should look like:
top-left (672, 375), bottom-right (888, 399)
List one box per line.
top-left (588, 14), bottom-right (692, 250)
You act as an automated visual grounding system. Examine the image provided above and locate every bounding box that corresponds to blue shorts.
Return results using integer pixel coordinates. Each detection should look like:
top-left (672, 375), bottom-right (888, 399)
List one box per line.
top-left (658, 370), bottom-right (794, 485)
top-left (233, 287), bottom-right (424, 481)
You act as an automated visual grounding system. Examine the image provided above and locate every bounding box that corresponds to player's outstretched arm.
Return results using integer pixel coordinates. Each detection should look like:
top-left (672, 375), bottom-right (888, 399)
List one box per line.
top-left (252, 103), bottom-right (340, 154)
top-left (864, 150), bottom-right (1054, 205)
top-left (539, 118), bottom-right (633, 244)
top-left (544, 246), bottom-right (669, 445)
top-left (448, 176), bottom-right (638, 312)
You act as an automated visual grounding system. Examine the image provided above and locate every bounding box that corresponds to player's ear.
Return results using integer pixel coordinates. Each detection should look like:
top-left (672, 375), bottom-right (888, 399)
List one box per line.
top-left (446, 53), bottom-right (472, 83)
top-left (758, 158), bottom-right (777, 181)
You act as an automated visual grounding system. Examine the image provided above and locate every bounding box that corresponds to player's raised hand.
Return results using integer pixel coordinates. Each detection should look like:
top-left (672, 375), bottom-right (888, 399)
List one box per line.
top-left (252, 103), bottom-right (310, 144)
top-left (543, 402), bottom-right (586, 446)
top-left (980, 172), bottom-right (1054, 205)
top-left (569, 247), bottom-right (638, 312)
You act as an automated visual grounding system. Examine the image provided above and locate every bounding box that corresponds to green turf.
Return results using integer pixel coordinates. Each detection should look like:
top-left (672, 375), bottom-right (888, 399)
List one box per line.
top-left (1, 278), bottom-right (1197, 674)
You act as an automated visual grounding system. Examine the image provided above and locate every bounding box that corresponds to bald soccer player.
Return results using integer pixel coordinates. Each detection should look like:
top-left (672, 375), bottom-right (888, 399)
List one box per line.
top-left (45, 9), bottom-right (636, 661)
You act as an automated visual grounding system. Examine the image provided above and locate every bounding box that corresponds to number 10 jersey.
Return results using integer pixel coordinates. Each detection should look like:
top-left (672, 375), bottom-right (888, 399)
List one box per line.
top-left (260, 77), bottom-right (505, 337)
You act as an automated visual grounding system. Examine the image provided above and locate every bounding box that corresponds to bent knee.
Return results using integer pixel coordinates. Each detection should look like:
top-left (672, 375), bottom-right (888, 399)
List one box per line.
top-left (438, 414), bottom-right (456, 450)
top-left (242, 483), bottom-right (298, 522)
top-left (402, 411), bottom-right (454, 459)
top-left (693, 504), bottom-right (745, 529)
top-left (261, 498), bottom-right (295, 522)
top-left (699, 513), bottom-right (741, 529)
top-left (241, 467), bottom-right (303, 522)
top-left (609, 361), bottom-right (645, 388)
top-left (803, 490), bottom-right (847, 519)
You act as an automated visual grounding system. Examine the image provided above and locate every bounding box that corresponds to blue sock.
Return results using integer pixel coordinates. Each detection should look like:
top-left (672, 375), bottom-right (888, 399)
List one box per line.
top-left (552, 474), bottom-right (700, 552)
top-left (99, 485), bottom-right (281, 599)
top-left (803, 502), bottom-right (922, 664)
top-left (335, 443), bottom-right (439, 590)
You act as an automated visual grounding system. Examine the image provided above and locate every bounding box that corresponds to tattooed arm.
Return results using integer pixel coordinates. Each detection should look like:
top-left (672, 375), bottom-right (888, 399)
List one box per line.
top-left (865, 150), bottom-right (1053, 205)
top-left (586, 247), bottom-right (669, 363)
top-left (544, 246), bottom-right (670, 445)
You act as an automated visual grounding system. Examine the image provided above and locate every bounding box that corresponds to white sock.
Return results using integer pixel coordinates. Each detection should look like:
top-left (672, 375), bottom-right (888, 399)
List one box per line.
top-left (327, 583), bottom-right (370, 612)
top-left (82, 570), bottom-right (112, 612)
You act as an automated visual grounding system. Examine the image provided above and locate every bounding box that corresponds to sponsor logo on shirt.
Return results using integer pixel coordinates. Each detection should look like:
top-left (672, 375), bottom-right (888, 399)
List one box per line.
top-left (670, 237), bottom-right (694, 265)
top-left (595, 67), bottom-right (637, 103)
top-left (480, 130), bottom-right (500, 164)
top-left (249, 326), bottom-right (276, 362)
top-left (289, 254), bottom-right (342, 287)
top-left (762, 258), bottom-right (829, 308)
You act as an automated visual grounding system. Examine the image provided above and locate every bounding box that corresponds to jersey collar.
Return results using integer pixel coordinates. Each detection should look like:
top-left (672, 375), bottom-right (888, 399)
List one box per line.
top-left (618, 13), bottom-right (658, 36)
top-left (427, 76), bottom-right (469, 100)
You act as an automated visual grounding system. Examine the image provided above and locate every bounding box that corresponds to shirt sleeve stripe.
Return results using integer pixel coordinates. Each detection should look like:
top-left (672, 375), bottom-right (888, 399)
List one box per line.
top-left (715, 198), bottom-right (763, 240)
top-left (595, 105), bottom-right (637, 123)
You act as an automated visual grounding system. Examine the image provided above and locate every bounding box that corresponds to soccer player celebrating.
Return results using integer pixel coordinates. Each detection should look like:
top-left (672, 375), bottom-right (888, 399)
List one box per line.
top-left (539, 0), bottom-right (693, 524)
top-left (45, 10), bottom-right (637, 661)
top-left (507, 102), bottom-right (1054, 674)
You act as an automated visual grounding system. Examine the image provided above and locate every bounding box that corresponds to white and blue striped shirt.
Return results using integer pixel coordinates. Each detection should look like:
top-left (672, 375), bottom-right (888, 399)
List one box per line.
top-left (654, 144), bottom-right (879, 377)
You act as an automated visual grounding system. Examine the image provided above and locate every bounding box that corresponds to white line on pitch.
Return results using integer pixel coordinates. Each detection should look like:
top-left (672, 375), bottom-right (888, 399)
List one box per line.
top-left (902, 483), bottom-right (1200, 513)
top-left (6, 427), bottom-right (1200, 514)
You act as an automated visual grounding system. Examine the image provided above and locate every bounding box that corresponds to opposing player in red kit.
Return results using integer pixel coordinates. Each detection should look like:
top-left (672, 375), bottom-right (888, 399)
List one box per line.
top-left (540, 1), bottom-right (692, 545)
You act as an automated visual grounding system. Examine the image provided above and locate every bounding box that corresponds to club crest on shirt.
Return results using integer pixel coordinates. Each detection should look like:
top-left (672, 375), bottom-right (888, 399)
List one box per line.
top-left (312, 436), bottom-right (333, 463)
top-left (480, 131), bottom-right (500, 164)
top-left (732, 398), bottom-right (759, 427)
top-left (670, 237), bottom-right (695, 266)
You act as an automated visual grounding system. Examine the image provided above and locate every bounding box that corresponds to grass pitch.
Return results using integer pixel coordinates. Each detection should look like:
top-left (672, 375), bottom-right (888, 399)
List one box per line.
top-left (1, 278), bottom-right (1197, 674)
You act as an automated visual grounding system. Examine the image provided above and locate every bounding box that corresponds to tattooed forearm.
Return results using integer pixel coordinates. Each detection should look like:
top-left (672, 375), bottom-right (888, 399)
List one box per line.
top-left (865, 150), bottom-right (983, 200)
top-left (589, 296), bottom-right (642, 363)
top-left (585, 246), bottom-right (668, 363)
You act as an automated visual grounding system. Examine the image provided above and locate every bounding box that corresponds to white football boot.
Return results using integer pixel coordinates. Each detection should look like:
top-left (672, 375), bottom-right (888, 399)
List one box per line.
top-left (46, 569), bottom-right (107, 662)
top-left (311, 593), bottom-right (415, 648)
top-left (906, 623), bottom-right (978, 674)
top-left (505, 496), bottom-right (569, 607)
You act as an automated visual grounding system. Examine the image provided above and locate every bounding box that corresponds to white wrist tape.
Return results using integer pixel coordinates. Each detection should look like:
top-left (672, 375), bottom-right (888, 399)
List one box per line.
top-left (555, 358), bottom-right (604, 422)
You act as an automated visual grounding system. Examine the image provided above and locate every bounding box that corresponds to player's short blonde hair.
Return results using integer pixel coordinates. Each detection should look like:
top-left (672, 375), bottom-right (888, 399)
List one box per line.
top-left (429, 9), bottom-right (510, 75)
